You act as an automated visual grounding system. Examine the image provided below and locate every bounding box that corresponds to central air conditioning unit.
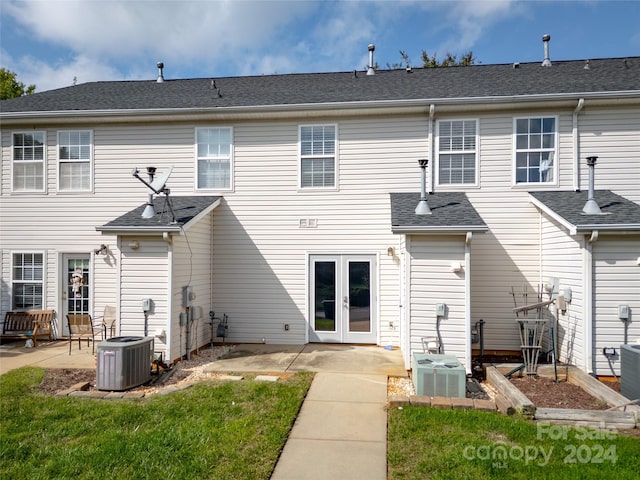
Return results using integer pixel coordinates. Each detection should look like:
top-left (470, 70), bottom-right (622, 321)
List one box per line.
top-left (97, 336), bottom-right (154, 391)
top-left (412, 353), bottom-right (466, 398)
top-left (620, 344), bottom-right (640, 401)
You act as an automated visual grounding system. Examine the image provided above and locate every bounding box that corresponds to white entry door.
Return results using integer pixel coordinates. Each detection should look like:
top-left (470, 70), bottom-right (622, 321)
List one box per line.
top-left (61, 254), bottom-right (91, 337)
top-left (309, 255), bottom-right (377, 344)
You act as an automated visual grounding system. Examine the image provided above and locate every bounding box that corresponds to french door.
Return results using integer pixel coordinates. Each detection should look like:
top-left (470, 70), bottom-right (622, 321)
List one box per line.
top-left (61, 254), bottom-right (91, 337)
top-left (309, 255), bottom-right (377, 343)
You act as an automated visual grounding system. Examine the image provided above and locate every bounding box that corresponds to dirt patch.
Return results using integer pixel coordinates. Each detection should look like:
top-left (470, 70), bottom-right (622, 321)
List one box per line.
top-left (510, 376), bottom-right (609, 410)
top-left (37, 346), bottom-right (234, 395)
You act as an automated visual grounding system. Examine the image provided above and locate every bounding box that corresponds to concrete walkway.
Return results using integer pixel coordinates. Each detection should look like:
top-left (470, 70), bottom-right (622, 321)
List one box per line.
top-left (205, 344), bottom-right (406, 480)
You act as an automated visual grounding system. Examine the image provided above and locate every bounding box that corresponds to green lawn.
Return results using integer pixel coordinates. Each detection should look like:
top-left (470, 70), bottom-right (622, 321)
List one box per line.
top-left (0, 367), bottom-right (313, 480)
top-left (388, 405), bottom-right (640, 480)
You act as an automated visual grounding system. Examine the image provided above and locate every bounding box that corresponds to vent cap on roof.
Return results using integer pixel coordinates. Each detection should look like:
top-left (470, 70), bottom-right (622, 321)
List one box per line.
top-left (541, 34), bottom-right (551, 67)
top-left (367, 44), bottom-right (376, 76)
top-left (582, 156), bottom-right (602, 215)
top-left (156, 62), bottom-right (165, 83)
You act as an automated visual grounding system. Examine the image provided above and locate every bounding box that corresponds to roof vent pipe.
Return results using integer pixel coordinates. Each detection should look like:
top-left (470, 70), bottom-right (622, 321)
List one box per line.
top-left (415, 159), bottom-right (432, 215)
top-left (541, 34), bottom-right (552, 67)
top-left (582, 156), bottom-right (602, 215)
top-left (367, 44), bottom-right (376, 75)
top-left (156, 62), bottom-right (165, 83)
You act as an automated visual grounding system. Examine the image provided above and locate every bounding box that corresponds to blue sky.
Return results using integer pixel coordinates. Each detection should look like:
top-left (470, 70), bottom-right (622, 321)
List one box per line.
top-left (1, 0), bottom-right (639, 93)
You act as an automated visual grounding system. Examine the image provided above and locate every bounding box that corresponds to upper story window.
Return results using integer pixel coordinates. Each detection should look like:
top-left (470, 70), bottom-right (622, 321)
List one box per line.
top-left (12, 131), bottom-right (46, 192)
top-left (437, 119), bottom-right (478, 185)
top-left (12, 252), bottom-right (44, 310)
top-left (196, 127), bottom-right (233, 190)
top-left (514, 117), bottom-right (557, 184)
top-left (300, 124), bottom-right (336, 189)
top-left (58, 130), bottom-right (92, 191)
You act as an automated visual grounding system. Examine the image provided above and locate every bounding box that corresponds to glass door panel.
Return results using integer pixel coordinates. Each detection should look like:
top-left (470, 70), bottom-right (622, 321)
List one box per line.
top-left (347, 261), bottom-right (371, 333)
top-left (62, 255), bottom-right (91, 336)
top-left (314, 261), bottom-right (336, 332)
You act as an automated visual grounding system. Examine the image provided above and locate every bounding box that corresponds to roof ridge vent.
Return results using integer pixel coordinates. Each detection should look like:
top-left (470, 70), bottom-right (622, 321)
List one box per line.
top-left (541, 34), bottom-right (551, 67)
top-left (367, 44), bottom-right (376, 75)
top-left (156, 62), bottom-right (165, 83)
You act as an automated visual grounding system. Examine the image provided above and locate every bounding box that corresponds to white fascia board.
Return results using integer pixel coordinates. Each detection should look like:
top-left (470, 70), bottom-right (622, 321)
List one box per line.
top-left (575, 224), bottom-right (640, 233)
top-left (179, 198), bottom-right (221, 233)
top-left (529, 196), bottom-right (578, 235)
top-left (3, 91), bottom-right (638, 126)
top-left (391, 225), bottom-right (488, 234)
top-left (95, 226), bottom-right (182, 234)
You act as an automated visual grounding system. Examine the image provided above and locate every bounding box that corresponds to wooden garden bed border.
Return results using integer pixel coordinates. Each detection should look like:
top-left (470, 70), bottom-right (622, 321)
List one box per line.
top-left (485, 364), bottom-right (639, 430)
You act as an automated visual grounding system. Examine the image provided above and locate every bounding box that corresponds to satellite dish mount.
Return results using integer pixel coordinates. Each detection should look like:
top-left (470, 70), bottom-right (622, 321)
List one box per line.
top-left (132, 166), bottom-right (176, 222)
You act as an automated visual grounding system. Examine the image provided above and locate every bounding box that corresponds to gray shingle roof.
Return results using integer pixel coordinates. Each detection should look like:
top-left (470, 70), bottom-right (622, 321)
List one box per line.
top-left (2, 57), bottom-right (638, 114)
top-left (97, 196), bottom-right (221, 232)
top-left (529, 190), bottom-right (640, 232)
top-left (390, 192), bottom-right (487, 233)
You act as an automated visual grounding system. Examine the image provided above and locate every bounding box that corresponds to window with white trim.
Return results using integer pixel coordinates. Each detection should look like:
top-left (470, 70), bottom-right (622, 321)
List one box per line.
top-left (514, 117), bottom-right (557, 184)
top-left (58, 130), bottom-right (92, 191)
top-left (437, 119), bottom-right (477, 185)
top-left (12, 252), bottom-right (44, 310)
top-left (12, 131), bottom-right (46, 192)
top-left (300, 125), bottom-right (336, 188)
top-left (196, 127), bottom-right (233, 190)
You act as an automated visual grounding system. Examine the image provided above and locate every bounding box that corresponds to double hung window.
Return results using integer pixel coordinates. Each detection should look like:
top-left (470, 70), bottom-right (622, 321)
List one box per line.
top-left (12, 253), bottom-right (44, 310)
top-left (514, 117), bottom-right (557, 184)
top-left (58, 130), bottom-right (92, 191)
top-left (300, 125), bottom-right (336, 188)
top-left (12, 131), bottom-right (45, 192)
top-left (437, 119), bottom-right (477, 185)
top-left (196, 127), bottom-right (233, 190)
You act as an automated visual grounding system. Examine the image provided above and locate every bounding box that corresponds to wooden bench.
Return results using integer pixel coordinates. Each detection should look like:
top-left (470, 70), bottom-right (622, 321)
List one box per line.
top-left (1, 310), bottom-right (55, 347)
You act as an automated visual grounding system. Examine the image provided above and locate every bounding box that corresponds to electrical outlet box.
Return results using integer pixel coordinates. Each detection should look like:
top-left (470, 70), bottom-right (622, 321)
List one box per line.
top-left (142, 298), bottom-right (152, 312)
top-left (618, 305), bottom-right (630, 321)
top-left (436, 303), bottom-right (446, 317)
top-left (603, 347), bottom-right (616, 357)
top-left (182, 286), bottom-right (193, 307)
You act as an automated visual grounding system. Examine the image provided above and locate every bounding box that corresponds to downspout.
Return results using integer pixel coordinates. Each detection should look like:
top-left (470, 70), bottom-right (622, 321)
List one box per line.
top-left (464, 232), bottom-right (473, 373)
top-left (584, 230), bottom-right (598, 374)
top-left (428, 104), bottom-right (435, 193)
top-left (573, 98), bottom-right (585, 191)
top-left (402, 237), bottom-right (412, 369)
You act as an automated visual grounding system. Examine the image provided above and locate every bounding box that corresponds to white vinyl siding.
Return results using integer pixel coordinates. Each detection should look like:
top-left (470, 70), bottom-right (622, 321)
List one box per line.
top-left (11, 252), bottom-right (45, 310)
top-left (593, 237), bottom-right (640, 376)
top-left (408, 235), bottom-right (467, 363)
top-left (196, 127), bottom-right (233, 191)
top-left (540, 215), bottom-right (585, 369)
top-left (12, 131), bottom-right (45, 192)
top-left (514, 117), bottom-right (557, 184)
top-left (437, 119), bottom-right (477, 185)
top-left (58, 130), bottom-right (92, 191)
top-left (299, 124), bottom-right (336, 188)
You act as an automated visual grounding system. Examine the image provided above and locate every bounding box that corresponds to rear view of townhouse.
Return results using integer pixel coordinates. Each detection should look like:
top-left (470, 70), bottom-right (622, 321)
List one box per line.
top-left (1, 43), bottom-right (639, 377)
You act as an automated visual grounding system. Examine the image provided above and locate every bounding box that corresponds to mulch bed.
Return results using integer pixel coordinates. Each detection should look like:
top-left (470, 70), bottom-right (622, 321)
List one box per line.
top-left (510, 376), bottom-right (609, 410)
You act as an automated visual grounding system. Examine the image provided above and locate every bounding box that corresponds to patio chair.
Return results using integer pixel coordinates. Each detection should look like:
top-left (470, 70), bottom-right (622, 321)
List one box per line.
top-left (67, 313), bottom-right (99, 355)
top-left (97, 305), bottom-right (117, 339)
top-left (421, 336), bottom-right (441, 355)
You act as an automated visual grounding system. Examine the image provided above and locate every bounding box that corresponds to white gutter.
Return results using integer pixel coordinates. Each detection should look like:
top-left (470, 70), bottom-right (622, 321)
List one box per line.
top-left (2, 91), bottom-right (638, 125)
top-left (584, 230), bottom-right (598, 374)
top-left (392, 225), bottom-right (488, 234)
top-left (573, 98), bottom-right (585, 191)
top-left (428, 104), bottom-right (435, 193)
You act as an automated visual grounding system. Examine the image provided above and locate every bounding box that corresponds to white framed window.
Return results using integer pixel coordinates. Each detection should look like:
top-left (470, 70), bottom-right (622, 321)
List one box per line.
top-left (436, 119), bottom-right (478, 185)
top-left (196, 127), bottom-right (233, 190)
top-left (514, 117), bottom-right (557, 184)
top-left (12, 131), bottom-right (46, 192)
top-left (299, 124), bottom-right (337, 189)
top-left (58, 130), bottom-right (92, 191)
top-left (11, 252), bottom-right (45, 310)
